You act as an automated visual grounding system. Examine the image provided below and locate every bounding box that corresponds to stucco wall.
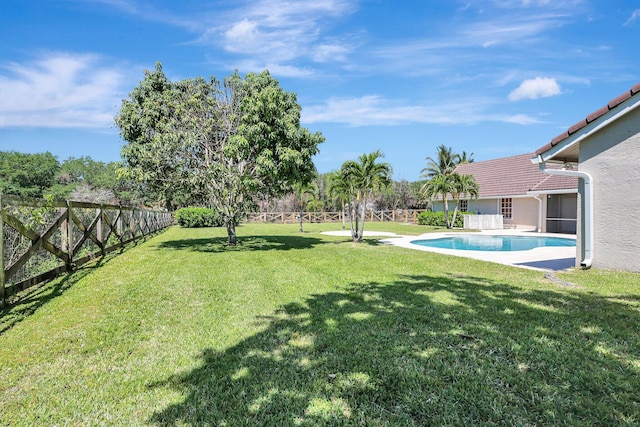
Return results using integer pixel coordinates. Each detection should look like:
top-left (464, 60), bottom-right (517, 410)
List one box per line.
top-left (579, 107), bottom-right (640, 272)
top-left (432, 200), bottom-right (498, 216)
top-left (471, 198), bottom-right (539, 230)
top-left (468, 199), bottom-right (498, 215)
top-left (435, 198), bottom-right (540, 230)
top-left (512, 198), bottom-right (539, 230)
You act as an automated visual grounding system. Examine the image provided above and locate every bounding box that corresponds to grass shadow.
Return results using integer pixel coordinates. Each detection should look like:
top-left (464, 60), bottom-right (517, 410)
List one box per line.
top-left (149, 274), bottom-right (640, 425)
top-left (516, 257), bottom-right (576, 271)
top-left (156, 234), bottom-right (330, 253)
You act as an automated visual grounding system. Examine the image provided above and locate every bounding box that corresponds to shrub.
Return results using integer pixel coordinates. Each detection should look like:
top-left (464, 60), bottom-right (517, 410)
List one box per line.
top-left (174, 207), bottom-right (224, 228)
top-left (417, 211), bottom-right (469, 228)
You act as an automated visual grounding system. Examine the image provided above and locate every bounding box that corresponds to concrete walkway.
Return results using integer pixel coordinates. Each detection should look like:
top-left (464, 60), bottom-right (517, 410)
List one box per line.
top-left (322, 230), bottom-right (576, 272)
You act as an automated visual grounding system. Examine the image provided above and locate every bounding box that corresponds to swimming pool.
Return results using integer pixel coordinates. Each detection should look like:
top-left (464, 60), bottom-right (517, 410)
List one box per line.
top-left (410, 235), bottom-right (575, 252)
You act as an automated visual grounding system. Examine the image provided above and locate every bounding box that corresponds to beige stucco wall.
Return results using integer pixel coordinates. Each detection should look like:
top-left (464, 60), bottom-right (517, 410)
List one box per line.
top-left (578, 107), bottom-right (640, 272)
top-left (468, 199), bottom-right (499, 215)
top-left (512, 198), bottom-right (539, 230)
top-left (438, 197), bottom-right (540, 230)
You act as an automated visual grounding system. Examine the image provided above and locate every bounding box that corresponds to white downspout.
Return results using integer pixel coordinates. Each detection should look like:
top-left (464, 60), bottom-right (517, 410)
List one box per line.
top-left (533, 195), bottom-right (542, 232)
top-left (537, 156), bottom-right (593, 268)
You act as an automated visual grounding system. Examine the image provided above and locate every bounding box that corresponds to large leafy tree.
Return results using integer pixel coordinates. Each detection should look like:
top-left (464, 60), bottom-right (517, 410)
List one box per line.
top-left (375, 179), bottom-right (419, 210)
top-left (116, 63), bottom-right (324, 244)
top-left (339, 150), bottom-right (392, 242)
top-left (116, 64), bottom-right (191, 210)
top-left (48, 156), bottom-right (137, 204)
top-left (0, 151), bottom-right (59, 198)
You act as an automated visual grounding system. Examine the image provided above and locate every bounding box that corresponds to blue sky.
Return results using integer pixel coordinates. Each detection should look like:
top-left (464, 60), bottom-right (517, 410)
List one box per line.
top-left (1, 0), bottom-right (639, 181)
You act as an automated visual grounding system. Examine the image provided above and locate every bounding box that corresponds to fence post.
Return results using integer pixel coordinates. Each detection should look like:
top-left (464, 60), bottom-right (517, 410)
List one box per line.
top-left (62, 200), bottom-right (73, 269)
top-left (131, 209), bottom-right (136, 240)
top-left (139, 210), bottom-right (145, 236)
top-left (0, 193), bottom-right (5, 305)
top-left (97, 205), bottom-right (105, 256)
top-left (117, 206), bottom-right (123, 244)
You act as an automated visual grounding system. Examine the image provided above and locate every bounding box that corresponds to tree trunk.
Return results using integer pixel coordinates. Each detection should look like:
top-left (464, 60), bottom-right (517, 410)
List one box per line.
top-left (348, 202), bottom-right (356, 241)
top-left (299, 208), bottom-right (304, 232)
top-left (341, 200), bottom-right (346, 229)
top-left (226, 220), bottom-right (237, 245)
top-left (357, 200), bottom-right (366, 242)
top-left (442, 195), bottom-right (451, 228)
top-left (353, 202), bottom-right (361, 242)
top-left (451, 199), bottom-right (460, 229)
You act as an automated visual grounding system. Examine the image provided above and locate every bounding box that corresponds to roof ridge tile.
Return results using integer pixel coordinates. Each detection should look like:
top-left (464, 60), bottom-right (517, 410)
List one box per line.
top-left (608, 91), bottom-right (632, 110)
top-left (537, 82), bottom-right (640, 152)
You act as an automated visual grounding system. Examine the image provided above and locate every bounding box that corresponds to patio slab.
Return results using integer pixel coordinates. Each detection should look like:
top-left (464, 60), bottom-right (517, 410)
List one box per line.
top-left (377, 230), bottom-right (576, 272)
top-left (320, 229), bottom-right (576, 271)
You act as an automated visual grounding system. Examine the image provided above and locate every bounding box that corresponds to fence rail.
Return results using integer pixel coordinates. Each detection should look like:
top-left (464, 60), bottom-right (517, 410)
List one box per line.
top-left (1, 194), bottom-right (173, 305)
top-left (246, 210), bottom-right (429, 224)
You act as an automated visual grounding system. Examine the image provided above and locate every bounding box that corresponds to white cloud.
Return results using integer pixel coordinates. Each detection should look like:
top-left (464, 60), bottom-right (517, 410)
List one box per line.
top-left (224, 19), bottom-right (263, 53)
top-left (302, 95), bottom-right (540, 126)
top-left (462, 16), bottom-right (566, 47)
top-left (0, 52), bottom-right (126, 128)
top-left (313, 43), bottom-right (351, 63)
top-left (209, 0), bottom-right (357, 70)
top-left (230, 59), bottom-right (316, 78)
top-left (508, 77), bottom-right (561, 101)
top-left (504, 113), bottom-right (543, 124)
top-left (625, 9), bottom-right (640, 26)
top-left (97, 0), bottom-right (358, 75)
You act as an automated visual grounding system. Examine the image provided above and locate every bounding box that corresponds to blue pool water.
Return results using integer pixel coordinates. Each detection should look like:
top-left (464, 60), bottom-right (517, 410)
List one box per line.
top-left (411, 235), bottom-right (576, 252)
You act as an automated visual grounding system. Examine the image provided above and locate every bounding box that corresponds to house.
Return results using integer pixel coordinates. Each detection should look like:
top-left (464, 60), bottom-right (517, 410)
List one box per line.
top-left (431, 153), bottom-right (578, 232)
top-left (533, 83), bottom-right (640, 272)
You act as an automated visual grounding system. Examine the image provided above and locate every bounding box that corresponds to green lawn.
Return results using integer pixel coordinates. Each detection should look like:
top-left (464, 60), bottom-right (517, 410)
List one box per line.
top-left (1, 223), bottom-right (639, 426)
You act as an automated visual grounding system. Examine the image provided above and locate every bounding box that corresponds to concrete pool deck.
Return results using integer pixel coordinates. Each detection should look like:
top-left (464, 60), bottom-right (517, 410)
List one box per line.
top-left (321, 230), bottom-right (576, 272)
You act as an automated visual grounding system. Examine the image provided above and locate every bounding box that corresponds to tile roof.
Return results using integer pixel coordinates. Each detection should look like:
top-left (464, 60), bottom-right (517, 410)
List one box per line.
top-left (455, 153), bottom-right (577, 198)
top-left (535, 82), bottom-right (640, 156)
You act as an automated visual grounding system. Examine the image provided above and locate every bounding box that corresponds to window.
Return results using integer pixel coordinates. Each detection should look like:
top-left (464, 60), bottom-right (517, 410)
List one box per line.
top-left (500, 198), bottom-right (513, 219)
top-left (459, 199), bottom-right (468, 212)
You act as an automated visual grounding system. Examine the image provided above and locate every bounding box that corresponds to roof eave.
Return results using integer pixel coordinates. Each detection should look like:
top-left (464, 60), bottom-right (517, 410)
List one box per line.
top-left (527, 189), bottom-right (579, 196)
top-left (533, 85), bottom-right (640, 164)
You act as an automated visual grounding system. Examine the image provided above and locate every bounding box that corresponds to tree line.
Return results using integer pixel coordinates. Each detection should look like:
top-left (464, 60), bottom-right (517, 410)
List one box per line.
top-left (0, 152), bottom-right (152, 205)
top-left (0, 149), bottom-right (426, 211)
top-left (0, 144), bottom-right (476, 243)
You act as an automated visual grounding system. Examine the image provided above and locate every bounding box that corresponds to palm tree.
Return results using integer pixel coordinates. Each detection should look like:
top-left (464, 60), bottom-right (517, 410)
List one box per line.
top-left (459, 151), bottom-right (474, 164)
top-left (340, 150), bottom-right (392, 242)
top-left (328, 171), bottom-right (351, 229)
top-left (292, 181), bottom-right (319, 232)
top-left (420, 174), bottom-right (456, 228)
top-left (450, 173), bottom-right (479, 227)
top-left (420, 144), bottom-right (460, 179)
top-left (419, 146), bottom-right (479, 228)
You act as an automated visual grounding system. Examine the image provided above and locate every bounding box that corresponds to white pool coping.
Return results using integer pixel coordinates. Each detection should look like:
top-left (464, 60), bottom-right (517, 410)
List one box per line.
top-left (322, 229), bottom-right (577, 271)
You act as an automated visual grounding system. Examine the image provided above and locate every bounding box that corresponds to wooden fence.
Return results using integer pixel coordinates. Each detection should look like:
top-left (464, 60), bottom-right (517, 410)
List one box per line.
top-left (1, 194), bottom-right (173, 305)
top-left (246, 209), bottom-right (429, 224)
